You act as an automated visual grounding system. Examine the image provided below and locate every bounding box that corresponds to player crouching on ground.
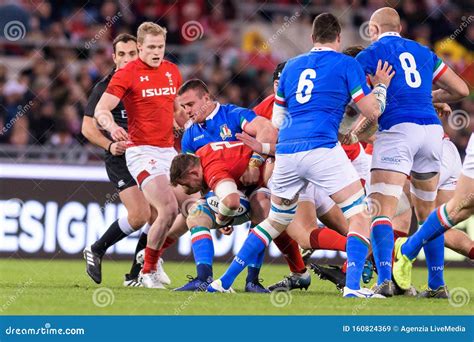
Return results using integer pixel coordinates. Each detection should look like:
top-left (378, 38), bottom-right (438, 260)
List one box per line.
top-left (169, 140), bottom-right (275, 293)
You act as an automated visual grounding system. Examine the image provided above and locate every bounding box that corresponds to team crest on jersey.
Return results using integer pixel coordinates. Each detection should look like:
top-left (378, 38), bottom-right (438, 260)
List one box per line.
top-left (219, 124), bottom-right (232, 140)
top-left (165, 72), bottom-right (173, 86)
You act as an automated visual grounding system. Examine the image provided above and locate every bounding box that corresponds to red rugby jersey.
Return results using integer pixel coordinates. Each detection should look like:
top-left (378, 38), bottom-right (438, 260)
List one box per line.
top-left (195, 141), bottom-right (262, 190)
top-left (253, 94), bottom-right (274, 120)
top-left (106, 58), bottom-right (182, 147)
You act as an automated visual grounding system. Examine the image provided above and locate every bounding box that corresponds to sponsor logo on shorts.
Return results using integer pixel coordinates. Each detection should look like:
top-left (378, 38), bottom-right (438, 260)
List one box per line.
top-left (381, 155), bottom-right (402, 164)
top-left (118, 180), bottom-right (125, 188)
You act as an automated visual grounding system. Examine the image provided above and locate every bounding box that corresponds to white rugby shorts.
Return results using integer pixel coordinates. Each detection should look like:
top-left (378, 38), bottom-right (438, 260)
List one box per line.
top-left (371, 123), bottom-right (443, 176)
top-left (125, 145), bottom-right (177, 189)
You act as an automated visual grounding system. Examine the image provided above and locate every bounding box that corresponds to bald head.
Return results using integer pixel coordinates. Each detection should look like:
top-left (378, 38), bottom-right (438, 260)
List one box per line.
top-left (369, 7), bottom-right (401, 41)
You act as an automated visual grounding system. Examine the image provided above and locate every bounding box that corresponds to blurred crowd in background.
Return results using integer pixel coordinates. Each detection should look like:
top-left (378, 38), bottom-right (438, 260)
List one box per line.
top-left (0, 0), bottom-right (472, 158)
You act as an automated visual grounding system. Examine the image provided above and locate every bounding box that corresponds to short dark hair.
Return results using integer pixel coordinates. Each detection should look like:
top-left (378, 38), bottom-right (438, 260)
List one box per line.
top-left (177, 79), bottom-right (210, 97)
top-left (112, 33), bottom-right (137, 53)
top-left (170, 154), bottom-right (200, 186)
top-left (342, 45), bottom-right (364, 58)
top-left (273, 62), bottom-right (286, 82)
top-left (312, 13), bottom-right (341, 44)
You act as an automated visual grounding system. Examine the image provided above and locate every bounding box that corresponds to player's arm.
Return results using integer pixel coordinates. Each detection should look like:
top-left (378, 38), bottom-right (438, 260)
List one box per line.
top-left (82, 116), bottom-right (126, 155)
top-left (432, 67), bottom-right (469, 103)
top-left (95, 93), bottom-right (128, 141)
top-left (355, 60), bottom-right (394, 121)
top-left (236, 131), bottom-right (276, 156)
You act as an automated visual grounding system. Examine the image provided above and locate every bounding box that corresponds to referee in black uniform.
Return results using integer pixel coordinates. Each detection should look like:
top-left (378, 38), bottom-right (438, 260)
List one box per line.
top-left (82, 34), bottom-right (151, 287)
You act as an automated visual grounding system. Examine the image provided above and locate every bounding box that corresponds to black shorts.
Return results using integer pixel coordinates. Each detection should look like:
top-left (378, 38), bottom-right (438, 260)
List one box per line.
top-left (104, 152), bottom-right (136, 192)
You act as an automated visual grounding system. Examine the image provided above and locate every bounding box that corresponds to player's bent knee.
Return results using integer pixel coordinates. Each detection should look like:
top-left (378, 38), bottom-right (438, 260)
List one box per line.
top-left (127, 214), bottom-right (148, 230)
top-left (337, 189), bottom-right (366, 219)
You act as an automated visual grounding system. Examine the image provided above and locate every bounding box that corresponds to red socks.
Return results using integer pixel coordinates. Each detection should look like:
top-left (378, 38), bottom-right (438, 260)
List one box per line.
top-left (469, 246), bottom-right (474, 260)
top-left (393, 229), bottom-right (408, 241)
top-left (142, 247), bottom-right (160, 273)
top-left (157, 237), bottom-right (176, 259)
top-left (309, 227), bottom-right (347, 251)
top-left (273, 231), bottom-right (307, 274)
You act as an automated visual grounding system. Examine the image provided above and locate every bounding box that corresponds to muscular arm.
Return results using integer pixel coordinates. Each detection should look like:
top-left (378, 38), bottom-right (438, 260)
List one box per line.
top-left (94, 93), bottom-right (125, 138)
top-left (82, 116), bottom-right (112, 150)
top-left (432, 67), bottom-right (469, 103)
top-left (243, 116), bottom-right (278, 145)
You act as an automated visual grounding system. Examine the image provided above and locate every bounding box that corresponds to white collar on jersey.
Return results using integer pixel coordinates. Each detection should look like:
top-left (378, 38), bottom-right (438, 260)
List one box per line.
top-left (206, 102), bottom-right (220, 121)
top-left (310, 46), bottom-right (336, 52)
top-left (378, 32), bottom-right (401, 40)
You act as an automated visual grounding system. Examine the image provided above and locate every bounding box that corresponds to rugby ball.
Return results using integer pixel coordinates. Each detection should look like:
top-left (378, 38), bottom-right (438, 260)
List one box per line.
top-left (205, 190), bottom-right (251, 225)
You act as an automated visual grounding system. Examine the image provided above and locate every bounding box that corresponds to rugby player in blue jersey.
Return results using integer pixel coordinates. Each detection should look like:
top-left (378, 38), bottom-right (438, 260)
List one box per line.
top-left (208, 13), bottom-right (395, 298)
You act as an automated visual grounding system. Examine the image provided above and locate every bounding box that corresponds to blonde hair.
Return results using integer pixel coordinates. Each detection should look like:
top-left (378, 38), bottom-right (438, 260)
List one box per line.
top-left (137, 22), bottom-right (167, 44)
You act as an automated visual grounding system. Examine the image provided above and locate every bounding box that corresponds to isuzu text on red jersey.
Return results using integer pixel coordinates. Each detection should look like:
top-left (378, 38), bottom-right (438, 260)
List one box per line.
top-left (106, 58), bottom-right (182, 147)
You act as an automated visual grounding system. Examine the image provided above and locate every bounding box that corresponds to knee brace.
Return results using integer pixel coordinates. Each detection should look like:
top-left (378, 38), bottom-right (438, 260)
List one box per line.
top-left (337, 189), bottom-right (366, 219)
top-left (268, 199), bottom-right (297, 225)
top-left (368, 182), bottom-right (403, 199)
top-left (410, 184), bottom-right (437, 202)
top-left (395, 191), bottom-right (412, 216)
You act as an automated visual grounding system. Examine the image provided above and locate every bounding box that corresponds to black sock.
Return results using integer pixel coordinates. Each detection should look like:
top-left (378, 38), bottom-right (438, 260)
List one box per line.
top-left (128, 232), bottom-right (148, 278)
top-left (197, 264), bottom-right (213, 282)
top-left (91, 219), bottom-right (128, 257)
top-left (246, 266), bottom-right (260, 283)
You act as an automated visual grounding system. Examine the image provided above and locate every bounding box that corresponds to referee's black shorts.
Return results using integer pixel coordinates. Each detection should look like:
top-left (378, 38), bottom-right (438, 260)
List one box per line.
top-left (104, 152), bottom-right (136, 192)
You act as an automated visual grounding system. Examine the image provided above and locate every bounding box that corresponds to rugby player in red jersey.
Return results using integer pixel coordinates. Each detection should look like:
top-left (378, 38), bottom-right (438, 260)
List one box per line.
top-left (94, 22), bottom-right (197, 288)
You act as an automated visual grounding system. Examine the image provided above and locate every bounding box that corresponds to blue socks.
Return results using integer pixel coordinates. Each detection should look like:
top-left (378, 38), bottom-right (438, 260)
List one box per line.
top-left (190, 226), bottom-right (214, 281)
top-left (246, 249), bottom-right (264, 283)
top-left (420, 219), bottom-right (445, 290)
top-left (345, 234), bottom-right (369, 290)
top-left (401, 204), bottom-right (454, 260)
top-left (220, 228), bottom-right (269, 289)
top-left (370, 216), bottom-right (394, 285)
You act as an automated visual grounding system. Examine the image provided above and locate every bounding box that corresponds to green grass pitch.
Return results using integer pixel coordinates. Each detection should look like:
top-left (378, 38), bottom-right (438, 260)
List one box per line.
top-left (0, 258), bottom-right (472, 315)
